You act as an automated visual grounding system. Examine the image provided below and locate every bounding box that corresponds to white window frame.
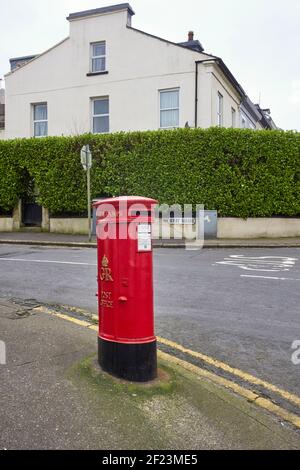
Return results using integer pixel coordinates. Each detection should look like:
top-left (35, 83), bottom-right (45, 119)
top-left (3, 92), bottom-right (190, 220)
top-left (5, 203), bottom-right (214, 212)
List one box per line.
top-left (231, 107), bottom-right (236, 128)
top-left (32, 103), bottom-right (48, 138)
top-left (217, 92), bottom-right (223, 127)
top-left (241, 112), bottom-right (248, 129)
top-left (90, 41), bottom-right (106, 73)
top-left (91, 97), bottom-right (109, 134)
top-left (159, 88), bottom-right (180, 129)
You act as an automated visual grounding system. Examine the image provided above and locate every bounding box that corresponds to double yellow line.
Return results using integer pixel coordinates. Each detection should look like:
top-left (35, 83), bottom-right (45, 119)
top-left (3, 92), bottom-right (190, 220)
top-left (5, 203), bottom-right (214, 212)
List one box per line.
top-left (157, 336), bottom-right (300, 408)
top-left (34, 305), bottom-right (300, 429)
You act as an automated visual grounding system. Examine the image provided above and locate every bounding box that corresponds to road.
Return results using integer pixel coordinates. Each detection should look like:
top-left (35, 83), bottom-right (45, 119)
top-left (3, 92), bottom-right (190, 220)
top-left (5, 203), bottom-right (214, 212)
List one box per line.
top-left (0, 244), bottom-right (299, 398)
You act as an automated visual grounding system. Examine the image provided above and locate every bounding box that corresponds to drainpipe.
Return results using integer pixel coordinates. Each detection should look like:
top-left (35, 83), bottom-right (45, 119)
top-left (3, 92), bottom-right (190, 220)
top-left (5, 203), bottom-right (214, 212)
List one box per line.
top-left (195, 61), bottom-right (199, 128)
top-left (195, 59), bottom-right (211, 128)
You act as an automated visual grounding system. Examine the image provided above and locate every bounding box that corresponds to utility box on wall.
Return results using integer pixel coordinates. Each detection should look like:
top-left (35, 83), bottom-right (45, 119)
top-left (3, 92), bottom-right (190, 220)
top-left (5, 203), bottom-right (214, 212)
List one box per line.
top-left (203, 210), bottom-right (218, 239)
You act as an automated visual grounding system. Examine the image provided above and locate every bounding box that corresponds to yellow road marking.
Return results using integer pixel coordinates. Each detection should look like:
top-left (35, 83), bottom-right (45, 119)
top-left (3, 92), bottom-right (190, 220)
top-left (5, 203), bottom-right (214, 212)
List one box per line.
top-left (61, 305), bottom-right (97, 319)
top-left (158, 350), bottom-right (258, 401)
top-left (157, 336), bottom-right (300, 408)
top-left (158, 350), bottom-right (300, 429)
top-left (35, 305), bottom-right (300, 427)
top-left (33, 306), bottom-right (97, 330)
top-left (88, 324), bottom-right (98, 332)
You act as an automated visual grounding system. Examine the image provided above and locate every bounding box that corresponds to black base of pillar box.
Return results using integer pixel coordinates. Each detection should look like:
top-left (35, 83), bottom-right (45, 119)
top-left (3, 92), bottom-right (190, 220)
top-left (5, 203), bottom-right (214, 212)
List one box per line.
top-left (98, 337), bottom-right (157, 382)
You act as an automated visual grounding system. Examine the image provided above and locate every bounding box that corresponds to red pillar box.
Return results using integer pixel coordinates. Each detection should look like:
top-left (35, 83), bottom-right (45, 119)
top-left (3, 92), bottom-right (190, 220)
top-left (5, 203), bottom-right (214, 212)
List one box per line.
top-left (94, 196), bottom-right (158, 382)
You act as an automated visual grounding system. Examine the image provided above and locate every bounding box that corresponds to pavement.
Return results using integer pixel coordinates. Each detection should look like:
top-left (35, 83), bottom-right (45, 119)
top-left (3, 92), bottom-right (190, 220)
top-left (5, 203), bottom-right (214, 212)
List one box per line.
top-left (1, 297), bottom-right (300, 450)
top-left (1, 231), bottom-right (300, 248)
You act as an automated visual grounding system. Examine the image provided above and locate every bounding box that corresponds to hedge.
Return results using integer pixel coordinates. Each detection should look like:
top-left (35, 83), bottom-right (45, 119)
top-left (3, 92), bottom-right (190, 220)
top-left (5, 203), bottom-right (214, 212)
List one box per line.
top-left (0, 127), bottom-right (299, 217)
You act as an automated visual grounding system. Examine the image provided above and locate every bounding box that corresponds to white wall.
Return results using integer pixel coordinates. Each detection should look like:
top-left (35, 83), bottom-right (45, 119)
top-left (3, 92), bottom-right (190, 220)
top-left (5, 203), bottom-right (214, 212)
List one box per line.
top-left (210, 66), bottom-right (240, 128)
top-left (218, 218), bottom-right (300, 239)
top-left (0, 217), bottom-right (13, 232)
top-left (5, 7), bottom-right (247, 139)
top-left (50, 218), bottom-right (89, 235)
top-left (196, 63), bottom-right (241, 128)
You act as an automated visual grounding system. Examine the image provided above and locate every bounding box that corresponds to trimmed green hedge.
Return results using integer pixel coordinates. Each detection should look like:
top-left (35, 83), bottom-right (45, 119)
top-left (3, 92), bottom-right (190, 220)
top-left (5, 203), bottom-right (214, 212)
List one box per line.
top-left (0, 128), bottom-right (299, 217)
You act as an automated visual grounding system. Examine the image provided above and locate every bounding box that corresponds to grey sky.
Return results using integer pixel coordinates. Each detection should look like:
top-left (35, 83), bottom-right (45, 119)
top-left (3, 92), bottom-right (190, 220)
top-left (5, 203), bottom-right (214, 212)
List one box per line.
top-left (1, 0), bottom-right (299, 130)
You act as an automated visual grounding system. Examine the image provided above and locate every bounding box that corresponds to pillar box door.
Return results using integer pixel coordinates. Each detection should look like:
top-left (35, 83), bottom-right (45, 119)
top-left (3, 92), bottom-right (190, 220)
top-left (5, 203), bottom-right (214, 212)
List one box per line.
top-left (94, 196), bottom-right (158, 382)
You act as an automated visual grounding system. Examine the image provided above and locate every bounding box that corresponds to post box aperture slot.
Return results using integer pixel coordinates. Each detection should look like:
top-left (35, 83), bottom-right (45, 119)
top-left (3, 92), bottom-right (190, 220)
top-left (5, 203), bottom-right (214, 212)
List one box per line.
top-left (130, 210), bottom-right (152, 217)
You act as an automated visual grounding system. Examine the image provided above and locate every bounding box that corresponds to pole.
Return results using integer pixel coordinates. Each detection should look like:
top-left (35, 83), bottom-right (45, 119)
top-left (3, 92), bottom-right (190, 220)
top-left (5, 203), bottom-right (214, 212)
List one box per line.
top-left (87, 163), bottom-right (91, 242)
top-left (81, 144), bottom-right (92, 242)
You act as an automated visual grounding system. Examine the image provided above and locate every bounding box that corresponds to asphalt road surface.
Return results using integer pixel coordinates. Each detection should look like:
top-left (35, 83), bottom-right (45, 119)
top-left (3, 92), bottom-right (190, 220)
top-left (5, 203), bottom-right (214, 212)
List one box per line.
top-left (0, 244), bottom-right (299, 397)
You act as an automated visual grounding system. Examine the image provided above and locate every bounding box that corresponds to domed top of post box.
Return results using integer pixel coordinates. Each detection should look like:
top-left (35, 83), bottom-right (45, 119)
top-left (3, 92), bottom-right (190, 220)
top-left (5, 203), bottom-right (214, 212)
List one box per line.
top-left (93, 196), bottom-right (158, 207)
top-left (94, 196), bottom-right (158, 224)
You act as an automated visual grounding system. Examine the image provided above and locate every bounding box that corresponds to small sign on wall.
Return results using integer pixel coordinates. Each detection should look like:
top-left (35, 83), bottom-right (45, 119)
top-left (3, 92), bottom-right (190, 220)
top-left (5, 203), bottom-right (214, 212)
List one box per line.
top-left (137, 224), bottom-right (152, 252)
top-left (167, 217), bottom-right (196, 225)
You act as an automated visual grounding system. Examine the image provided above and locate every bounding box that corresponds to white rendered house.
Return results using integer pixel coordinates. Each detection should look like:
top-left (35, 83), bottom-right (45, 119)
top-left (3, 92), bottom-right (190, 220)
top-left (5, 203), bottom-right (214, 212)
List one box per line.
top-left (4, 3), bottom-right (276, 139)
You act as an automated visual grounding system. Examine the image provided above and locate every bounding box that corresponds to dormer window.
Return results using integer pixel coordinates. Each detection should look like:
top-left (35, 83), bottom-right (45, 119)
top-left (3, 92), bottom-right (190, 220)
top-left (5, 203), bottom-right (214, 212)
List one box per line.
top-left (90, 41), bottom-right (106, 73)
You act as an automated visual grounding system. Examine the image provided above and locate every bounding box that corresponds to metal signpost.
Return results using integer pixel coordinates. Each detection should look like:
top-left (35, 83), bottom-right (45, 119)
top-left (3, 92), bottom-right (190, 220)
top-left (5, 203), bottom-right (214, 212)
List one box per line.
top-left (81, 145), bottom-right (93, 242)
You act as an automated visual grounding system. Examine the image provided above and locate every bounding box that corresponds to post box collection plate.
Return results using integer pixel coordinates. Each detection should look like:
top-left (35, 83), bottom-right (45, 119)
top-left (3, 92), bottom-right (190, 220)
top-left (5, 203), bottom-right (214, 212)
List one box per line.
top-left (137, 224), bottom-right (152, 252)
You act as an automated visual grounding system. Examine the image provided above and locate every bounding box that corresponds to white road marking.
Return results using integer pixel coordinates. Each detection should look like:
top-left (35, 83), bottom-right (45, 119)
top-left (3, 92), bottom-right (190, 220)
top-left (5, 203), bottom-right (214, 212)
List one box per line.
top-left (0, 258), bottom-right (96, 266)
top-left (241, 274), bottom-right (300, 281)
top-left (215, 255), bottom-right (297, 272)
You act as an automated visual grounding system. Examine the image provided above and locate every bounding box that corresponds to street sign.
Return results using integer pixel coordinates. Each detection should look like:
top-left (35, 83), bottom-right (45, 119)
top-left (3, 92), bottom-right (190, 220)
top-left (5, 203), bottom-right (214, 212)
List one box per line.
top-left (80, 145), bottom-right (93, 241)
top-left (167, 217), bottom-right (196, 225)
top-left (81, 145), bottom-right (92, 171)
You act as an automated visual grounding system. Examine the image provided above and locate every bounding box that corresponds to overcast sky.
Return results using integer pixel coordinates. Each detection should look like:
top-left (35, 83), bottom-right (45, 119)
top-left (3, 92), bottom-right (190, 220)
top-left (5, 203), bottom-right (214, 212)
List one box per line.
top-left (1, 0), bottom-right (299, 130)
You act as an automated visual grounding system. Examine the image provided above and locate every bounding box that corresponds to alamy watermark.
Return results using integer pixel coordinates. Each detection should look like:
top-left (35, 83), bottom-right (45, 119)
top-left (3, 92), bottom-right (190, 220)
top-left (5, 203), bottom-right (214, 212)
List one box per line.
top-left (95, 202), bottom-right (205, 250)
top-left (291, 340), bottom-right (300, 365)
top-left (0, 340), bottom-right (6, 365)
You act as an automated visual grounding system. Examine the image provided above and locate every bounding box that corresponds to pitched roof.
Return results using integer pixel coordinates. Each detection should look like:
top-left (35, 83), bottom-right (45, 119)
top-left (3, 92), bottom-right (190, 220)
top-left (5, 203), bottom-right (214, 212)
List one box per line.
top-left (6, 37), bottom-right (69, 76)
top-left (127, 26), bottom-right (214, 58)
top-left (255, 104), bottom-right (277, 129)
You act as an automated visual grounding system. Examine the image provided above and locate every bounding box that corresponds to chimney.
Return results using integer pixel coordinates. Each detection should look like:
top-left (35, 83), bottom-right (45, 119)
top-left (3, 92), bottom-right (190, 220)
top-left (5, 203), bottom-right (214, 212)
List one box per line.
top-left (178, 32), bottom-right (204, 52)
top-left (188, 31), bottom-right (194, 41)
